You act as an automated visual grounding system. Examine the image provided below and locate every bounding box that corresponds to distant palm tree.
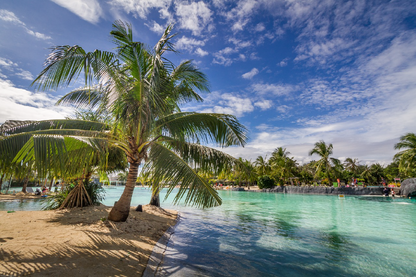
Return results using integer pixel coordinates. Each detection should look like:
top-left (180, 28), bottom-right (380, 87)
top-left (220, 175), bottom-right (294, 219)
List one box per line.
top-left (360, 165), bottom-right (373, 184)
top-left (254, 155), bottom-right (270, 176)
top-left (394, 133), bottom-right (416, 176)
top-left (269, 147), bottom-right (290, 164)
top-left (309, 141), bottom-right (340, 186)
top-left (344, 158), bottom-right (359, 175)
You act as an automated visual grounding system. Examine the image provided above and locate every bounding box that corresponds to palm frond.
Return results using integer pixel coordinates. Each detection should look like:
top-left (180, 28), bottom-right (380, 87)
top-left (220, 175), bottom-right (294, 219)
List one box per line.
top-left (155, 112), bottom-right (247, 147)
top-left (143, 142), bottom-right (222, 208)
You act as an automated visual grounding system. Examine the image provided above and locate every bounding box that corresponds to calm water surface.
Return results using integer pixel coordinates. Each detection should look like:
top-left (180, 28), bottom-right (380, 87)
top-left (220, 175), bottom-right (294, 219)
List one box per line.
top-left (1, 187), bottom-right (416, 276)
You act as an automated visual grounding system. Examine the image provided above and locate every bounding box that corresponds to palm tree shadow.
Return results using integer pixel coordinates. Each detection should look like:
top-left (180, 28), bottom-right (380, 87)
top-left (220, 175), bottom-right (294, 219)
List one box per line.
top-left (0, 206), bottom-right (176, 276)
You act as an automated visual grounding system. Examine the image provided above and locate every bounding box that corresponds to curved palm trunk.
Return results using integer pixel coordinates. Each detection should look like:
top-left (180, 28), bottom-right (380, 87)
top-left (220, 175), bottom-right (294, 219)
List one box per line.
top-left (149, 186), bottom-right (160, 207)
top-left (48, 178), bottom-right (54, 191)
top-left (108, 162), bottom-right (140, 222)
top-left (22, 177), bottom-right (29, 193)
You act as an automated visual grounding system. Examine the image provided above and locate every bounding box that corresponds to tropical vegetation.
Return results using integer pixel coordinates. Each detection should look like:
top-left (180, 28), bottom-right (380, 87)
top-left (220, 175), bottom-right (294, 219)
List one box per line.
top-left (0, 21), bottom-right (247, 222)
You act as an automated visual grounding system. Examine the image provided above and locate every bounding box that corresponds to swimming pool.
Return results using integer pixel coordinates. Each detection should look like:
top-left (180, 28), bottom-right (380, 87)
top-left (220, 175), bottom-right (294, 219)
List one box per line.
top-left (1, 187), bottom-right (415, 276)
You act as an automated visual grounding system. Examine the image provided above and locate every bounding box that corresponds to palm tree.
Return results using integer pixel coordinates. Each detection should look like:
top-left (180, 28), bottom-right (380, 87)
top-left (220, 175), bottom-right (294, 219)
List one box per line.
top-left (254, 155), bottom-right (270, 176)
top-left (394, 133), bottom-right (416, 176)
top-left (344, 158), bottom-right (359, 175)
top-left (269, 147), bottom-right (290, 164)
top-left (309, 141), bottom-right (340, 186)
top-left (30, 21), bottom-right (247, 221)
top-left (360, 165), bottom-right (373, 184)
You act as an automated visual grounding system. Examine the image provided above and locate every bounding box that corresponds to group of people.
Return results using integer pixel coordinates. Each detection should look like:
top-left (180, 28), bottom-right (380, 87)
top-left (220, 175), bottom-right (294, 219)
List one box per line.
top-left (34, 181), bottom-right (61, 196)
top-left (383, 186), bottom-right (395, 197)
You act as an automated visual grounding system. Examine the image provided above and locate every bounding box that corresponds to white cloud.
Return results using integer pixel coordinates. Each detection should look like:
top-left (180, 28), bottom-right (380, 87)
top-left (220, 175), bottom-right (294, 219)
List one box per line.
top-left (254, 23), bottom-right (265, 32)
top-left (0, 57), bottom-right (33, 81)
top-left (145, 21), bottom-right (165, 34)
top-left (278, 59), bottom-right (288, 67)
top-left (176, 36), bottom-right (205, 52)
top-left (254, 99), bottom-right (272, 110)
top-left (213, 47), bottom-right (238, 66)
top-left (51, 0), bottom-right (102, 24)
top-left (242, 68), bottom-right (259, 79)
top-left (251, 83), bottom-right (295, 96)
top-left (225, 0), bottom-right (258, 32)
top-left (0, 78), bottom-right (71, 123)
top-left (15, 70), bottom-right (33, 81)
top-left (228, 38), bottom-right (252, 48)
top-left (110, 0), bottom-right (172, 20)
top-left (276, 105), bottom-right (291, 113)
top-left (192, 92), bottom-right (254, 117)
top-left (195, 48), bottom-right (209, 57)
top-left (0, 10), bottom-right (51, 40)
top-left (210, 93), bottom-right (254, 117)
top-left (0, 57), bottom-right (17, 68)
top-left (176, 1), bottom-right (212, 36)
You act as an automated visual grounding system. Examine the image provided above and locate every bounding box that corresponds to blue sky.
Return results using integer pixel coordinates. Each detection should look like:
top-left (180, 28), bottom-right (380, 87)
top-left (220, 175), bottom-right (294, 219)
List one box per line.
top-left (1, 0), bottom-right (416, 165)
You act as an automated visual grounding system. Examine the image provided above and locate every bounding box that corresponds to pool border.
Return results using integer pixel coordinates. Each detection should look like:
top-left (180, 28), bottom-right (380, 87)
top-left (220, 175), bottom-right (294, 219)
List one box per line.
top-left (143, 212), bottom-right (181, 277)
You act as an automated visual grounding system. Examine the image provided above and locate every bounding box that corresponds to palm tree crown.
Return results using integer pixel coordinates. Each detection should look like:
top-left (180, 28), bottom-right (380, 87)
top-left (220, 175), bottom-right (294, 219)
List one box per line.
top-left (309, 141), bottom-right (340, 185)
top-left (394, 133), bottom-right (416, 176)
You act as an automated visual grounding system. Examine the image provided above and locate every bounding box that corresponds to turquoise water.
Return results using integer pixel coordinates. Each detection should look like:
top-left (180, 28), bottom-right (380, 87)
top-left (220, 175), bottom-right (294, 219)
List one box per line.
top-left (1, 187), bottom-right (416, 276)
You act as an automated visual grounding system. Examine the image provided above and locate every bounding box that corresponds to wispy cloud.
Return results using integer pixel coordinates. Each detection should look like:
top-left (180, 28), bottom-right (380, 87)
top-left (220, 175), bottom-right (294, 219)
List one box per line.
top-left (145, 21), bottom-right (166, 34)
top-left (0, 57), bottom-right (34, 81)
top-left (254, 99), bottom-right (272, 110)
top-left (224, 0), bottom-right (258, 32)
top-left (195, 48), bottom-right (209, 57)
top-left (110, 0), bottom-right (172, 21)
top-left (0, 10), bottom-right (51, 40)
top-left (212, 47), bottom-right (238, 66)
top-left (242, 68), bottom-right (259, 79)
top-left (176, 36), bottom-right (205, 52)
top-left (251, 83), bottom-right (296, 96)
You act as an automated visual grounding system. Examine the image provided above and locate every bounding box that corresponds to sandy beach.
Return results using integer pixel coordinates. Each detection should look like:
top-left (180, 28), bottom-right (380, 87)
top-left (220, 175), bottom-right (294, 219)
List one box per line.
top-left (0, 201), bottom-right (177, 276)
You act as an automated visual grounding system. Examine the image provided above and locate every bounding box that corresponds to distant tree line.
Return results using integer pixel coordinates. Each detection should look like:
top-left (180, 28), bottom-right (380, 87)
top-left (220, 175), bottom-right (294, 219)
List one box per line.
top-left (208, 134), bottom-right (416, 188)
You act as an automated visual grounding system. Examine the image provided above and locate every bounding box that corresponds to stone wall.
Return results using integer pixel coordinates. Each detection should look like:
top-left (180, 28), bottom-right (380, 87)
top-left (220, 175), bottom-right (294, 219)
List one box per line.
top-left (262, 185), bottom-right (384, 195)
top-left (400, 178), bottom-right (416, 197)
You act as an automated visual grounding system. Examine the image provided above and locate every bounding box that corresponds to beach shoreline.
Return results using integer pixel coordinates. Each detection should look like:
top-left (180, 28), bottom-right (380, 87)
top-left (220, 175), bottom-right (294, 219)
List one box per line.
top-left (0, 204), bottom-right (177, 276)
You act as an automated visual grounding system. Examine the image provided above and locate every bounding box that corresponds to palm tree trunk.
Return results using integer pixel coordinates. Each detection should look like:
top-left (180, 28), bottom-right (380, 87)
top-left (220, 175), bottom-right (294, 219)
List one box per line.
top-left (108, 162), bottom-right (140, 222)
top-left (0, 173), bottom-right (4, 190)
top-left (22, 177), bottom-right (29, 193)
top-left (48, 177), bottom-right (54, 191)
top-left (149, 186), bottom-right (160, 207)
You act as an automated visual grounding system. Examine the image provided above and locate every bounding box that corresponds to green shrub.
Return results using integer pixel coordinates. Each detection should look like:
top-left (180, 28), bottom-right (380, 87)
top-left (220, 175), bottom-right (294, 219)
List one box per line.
top-left (42, 180), bottom-right (105, 210)
top-left (258, 175), bottom-right (275, 189)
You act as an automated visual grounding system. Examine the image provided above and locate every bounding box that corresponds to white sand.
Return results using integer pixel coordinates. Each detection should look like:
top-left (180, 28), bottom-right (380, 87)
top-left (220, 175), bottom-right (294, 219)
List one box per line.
top-left (0, 203), bottom-right (177, 276)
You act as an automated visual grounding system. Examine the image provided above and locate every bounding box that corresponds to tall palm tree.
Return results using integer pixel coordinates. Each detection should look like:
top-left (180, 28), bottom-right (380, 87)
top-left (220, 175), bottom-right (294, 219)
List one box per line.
top-left (309, 141), bottom-right (340, 186)
top-left (30, 21), bottom-right (247, 221)
top-left (394, 133), bottom-right (416, 176)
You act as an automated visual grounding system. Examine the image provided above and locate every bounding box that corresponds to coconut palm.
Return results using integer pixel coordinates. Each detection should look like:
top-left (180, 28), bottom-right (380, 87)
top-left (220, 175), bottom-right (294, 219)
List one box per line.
top-left (269, 147), bottom-right (290, 164)
top-left (309, 141), bottom-right (340, 186)
top-left (30, 21), bottom-right (247, 221)
top-left (344, 158), bottom-right (359, 175)
top-left (254, 155), bottom-right (270, 176)
top-left (394, 133), bottom-right (416, 176)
